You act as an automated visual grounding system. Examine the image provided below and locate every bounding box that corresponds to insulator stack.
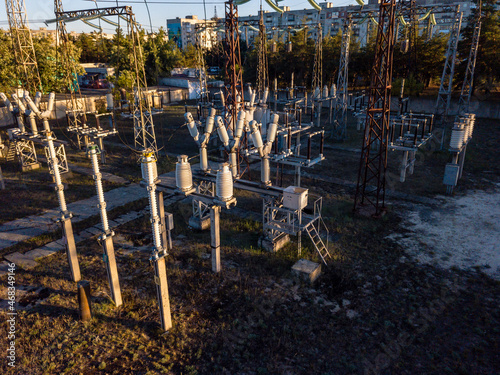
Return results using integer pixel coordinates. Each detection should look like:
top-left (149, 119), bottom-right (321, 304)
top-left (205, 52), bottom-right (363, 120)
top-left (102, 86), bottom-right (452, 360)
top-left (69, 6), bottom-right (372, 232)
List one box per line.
top-left (89, 145), bottom-right (109, 232)
top-left (216, 163), bottom-right (233, 201)
top-left (142, 152), bottom-right (162, 250)
top-left (175, 155), bottom-right (193, 192)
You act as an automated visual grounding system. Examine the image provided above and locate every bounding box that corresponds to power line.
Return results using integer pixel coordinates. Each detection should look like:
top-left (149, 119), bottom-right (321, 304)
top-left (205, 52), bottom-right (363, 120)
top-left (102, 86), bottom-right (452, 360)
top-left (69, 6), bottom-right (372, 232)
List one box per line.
top-left (83, 0), bottom-right (225, 4)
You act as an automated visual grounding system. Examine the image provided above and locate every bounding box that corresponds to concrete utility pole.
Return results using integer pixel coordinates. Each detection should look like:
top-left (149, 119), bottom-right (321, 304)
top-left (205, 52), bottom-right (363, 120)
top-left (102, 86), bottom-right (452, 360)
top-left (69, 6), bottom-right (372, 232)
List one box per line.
top-left (87, 144), bottom-right (122, 307)
top-left (210, 205), bottom-right (221, 273)
top-left (142, 151), bottom-right (172, 331)
top-left (26, 92), bottom-right (81, 281)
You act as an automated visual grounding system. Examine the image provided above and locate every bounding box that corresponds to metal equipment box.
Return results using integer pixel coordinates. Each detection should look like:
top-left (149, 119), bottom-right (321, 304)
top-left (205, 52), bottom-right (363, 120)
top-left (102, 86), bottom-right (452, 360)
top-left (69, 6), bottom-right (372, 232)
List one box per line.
top-left (443, 163), bottom-right (460, 186)
top-left (283, 186), bottom-right (308, 210)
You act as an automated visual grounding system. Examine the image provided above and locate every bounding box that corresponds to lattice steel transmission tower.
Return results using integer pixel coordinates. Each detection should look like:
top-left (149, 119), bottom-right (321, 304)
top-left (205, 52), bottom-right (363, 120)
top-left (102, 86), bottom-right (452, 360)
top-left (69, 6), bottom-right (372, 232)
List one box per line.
top-left (256, 8), bottom-right (269, 101)
top-left (52, 5), bottom-right (157, 154)
top-left (5, 0), bottom-right (42, 95)
top-left (457, 2), bottom-right (482, 116)
top-left (312, 23), bottom-right (323, 94)
top-left (332, 16), bottom-right (352, 140)
top-left (54, 0), bottom-right (88, 134)
top-left (224, 0), bottom-right (244, 131)
top-left (435, 5), bottom-right (462, 119)
top-left (354, 0), bottom-right (397, 216)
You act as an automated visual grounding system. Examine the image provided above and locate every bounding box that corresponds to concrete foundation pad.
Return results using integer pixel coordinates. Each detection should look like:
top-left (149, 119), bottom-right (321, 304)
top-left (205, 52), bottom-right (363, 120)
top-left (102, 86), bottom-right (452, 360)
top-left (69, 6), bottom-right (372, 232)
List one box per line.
top-left (260, 234), bottom-right (290, 253)
top-left (21, 162), bottom-right (41, 172)
top-left (189, 216), bottom-right (211, 230)
top-left (292, 259), bottom-right (322, 283)
top-left (4, 252), bottom-right (38, 270)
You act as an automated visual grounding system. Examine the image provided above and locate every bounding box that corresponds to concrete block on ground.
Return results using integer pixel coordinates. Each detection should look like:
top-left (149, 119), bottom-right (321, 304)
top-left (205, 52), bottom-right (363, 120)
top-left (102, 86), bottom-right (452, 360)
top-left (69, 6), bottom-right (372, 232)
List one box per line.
top-left (292, 259), bottom-right (321, 283)
top-left (189, 216), bottom-right (211, 230)
top-left (4, 252), bottom-right (38, 270)
top-left (260, 234), bottom-right (290, 253)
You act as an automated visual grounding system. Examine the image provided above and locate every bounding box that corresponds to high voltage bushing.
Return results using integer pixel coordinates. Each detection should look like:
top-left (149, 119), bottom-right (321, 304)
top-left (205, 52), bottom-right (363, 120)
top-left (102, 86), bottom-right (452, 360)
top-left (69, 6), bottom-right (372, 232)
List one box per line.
top-left (26, 92), bottom-right (81, 281)
top-left (142, 151), bottom-right (172, 331)
top-left (87, 143), bottom-right (122, 307)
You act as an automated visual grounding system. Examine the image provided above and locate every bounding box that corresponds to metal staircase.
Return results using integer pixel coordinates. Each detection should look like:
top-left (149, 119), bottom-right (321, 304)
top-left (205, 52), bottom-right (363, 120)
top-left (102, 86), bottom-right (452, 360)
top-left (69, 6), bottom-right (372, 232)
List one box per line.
top-left (6, 141), bottom-right (17, 162)
top-left (305, 217), bottom-right (331, 266)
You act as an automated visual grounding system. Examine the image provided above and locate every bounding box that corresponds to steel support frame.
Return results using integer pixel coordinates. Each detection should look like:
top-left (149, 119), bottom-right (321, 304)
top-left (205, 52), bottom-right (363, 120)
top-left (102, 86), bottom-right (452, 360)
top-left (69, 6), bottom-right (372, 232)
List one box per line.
top-left (5, 0), bottom-right (42, 96)
top-left (333, 16), bottom-right (352, 140)
top-left (224, 0), bottom-right (244, 132)
top-left (435, 5), bottom-right (462, 119)
top-left (15, 139), bottom-right (39, 169)
top-left (354, 0), bottom-right (397, 216)
top-left (256, 9), bottom-right (269, 101)
top-left (457, 10), bottom-right (481, 116)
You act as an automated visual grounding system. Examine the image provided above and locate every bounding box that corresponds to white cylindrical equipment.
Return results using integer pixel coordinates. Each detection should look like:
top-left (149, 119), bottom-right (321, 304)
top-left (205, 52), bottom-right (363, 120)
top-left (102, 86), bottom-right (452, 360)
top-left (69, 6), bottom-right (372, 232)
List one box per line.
top-left (249, 120), bottom-right (263, 149)
top-left (450, 127), bottom-right (465, 149)
top-left (263, 88), bottom-right (269, 104)
top-left (230, 151), bottom-right (238, 177)
top-left (106, 93), bottom-right (114, 111)
top-left (331, 84), bottom-right (336, 98)
top-left (200, 147), bottom-right (208, 172)
top-left (267, 114), bottom-right (279, 144)
top-left (215, 116), bottom-right (229, 146)
top-left (250, 91), bottom-right (256, 107)
top-left (175, 155), bottom-right (193, 191)
top-left (314, 86), bottom-right (321, 100)
top-left (89, 145), bottom-right (109, 232)
top-left (185, 112), bottom-right (199, 142)
top-left (261, 157), bottom-right (270, 185)
top-left (323, 85), bottom-right (329, 99)
top-left (142, 152), bottom-right (162, 250)
top-left (46, 131), bottom-right (67, 213)
top-left (235, 110), bottom-right (246, 139)
top-left (205, 108), bottom-right (216, 134)
top-left (216, 163), bottom-right (233, 201)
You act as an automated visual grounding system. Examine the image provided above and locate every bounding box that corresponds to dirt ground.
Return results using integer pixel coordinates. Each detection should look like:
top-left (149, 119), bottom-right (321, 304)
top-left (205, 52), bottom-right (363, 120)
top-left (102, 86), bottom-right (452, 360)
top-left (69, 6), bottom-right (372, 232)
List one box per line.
top-left (0, 105), bottom-right (499, 374)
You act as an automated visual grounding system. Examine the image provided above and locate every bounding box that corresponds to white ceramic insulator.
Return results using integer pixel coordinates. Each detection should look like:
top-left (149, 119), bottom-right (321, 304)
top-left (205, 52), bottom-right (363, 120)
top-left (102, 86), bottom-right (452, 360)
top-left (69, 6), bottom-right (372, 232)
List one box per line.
top-left (267, 115), bottom-right (279, 144)
top-left (250, 92), bottom-right (256, 107)
top-left (47, 93), bottom-right (55, 112)
top-left (216, 116), bottom-right (229, 146)
top-left (230, 152), bottom-right (238, 177)
top-left (450, 129), bottom-right (465, 149)
top-left (323, 85), bottom-right (329, 98)
top-left (205, 108), bottom-right (216, 134)
top-left (143, 155), bottom-right (162, 249)
top-left (47, 134), bottom-right (67, 212)
top-left (34, 92), bottom-right (42, 107)
top-left (314, 87), bottom-right (321, 100)
top-left (261, 157), bottom-right (270, 184)
top-left (219, 90), bottom-right (225, 107)
top-left (248, 86), bottom-right (253, 96)
top-left (235, 110), bottom-right (246, 139)
top-left (263, 88), bottom-right (269, 104)
top-left (175, 155), bottom-right (193, 191)
top-left (106, 93), bottom-right (114, 110)
top-left (90, 149), bottom-right (109, 232)
top-left (200, 147), bottom-right (208, 171)
top-left (29, 114), bottom-right (39, 135)
top-left (250, 120), bottom-right (263, 149)
top-left (185, 112), bottom-right (199, 141)
top-left (331, 84), bottom-right (336, 97)
top-left (216, 163), bottom-right (233, 201)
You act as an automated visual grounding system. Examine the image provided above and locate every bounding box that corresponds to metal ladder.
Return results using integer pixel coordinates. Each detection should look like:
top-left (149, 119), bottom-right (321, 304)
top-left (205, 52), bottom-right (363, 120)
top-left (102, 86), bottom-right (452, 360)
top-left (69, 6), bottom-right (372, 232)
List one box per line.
top-left (305, 223), bottom-right (331, 266)
top-left (5, 141), bottom-right (17, 162)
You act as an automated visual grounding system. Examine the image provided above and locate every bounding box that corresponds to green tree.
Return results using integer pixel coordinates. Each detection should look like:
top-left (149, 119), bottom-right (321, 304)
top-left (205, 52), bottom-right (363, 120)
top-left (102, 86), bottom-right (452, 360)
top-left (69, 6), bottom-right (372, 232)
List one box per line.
top-left (457, 0), bottom-right (500, 95)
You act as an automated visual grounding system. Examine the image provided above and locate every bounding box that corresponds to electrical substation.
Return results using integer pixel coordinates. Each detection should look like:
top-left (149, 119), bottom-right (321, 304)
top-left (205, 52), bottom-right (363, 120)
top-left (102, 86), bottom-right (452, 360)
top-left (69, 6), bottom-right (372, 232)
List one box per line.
top-left (0, 0), bottom-right (496, 367)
